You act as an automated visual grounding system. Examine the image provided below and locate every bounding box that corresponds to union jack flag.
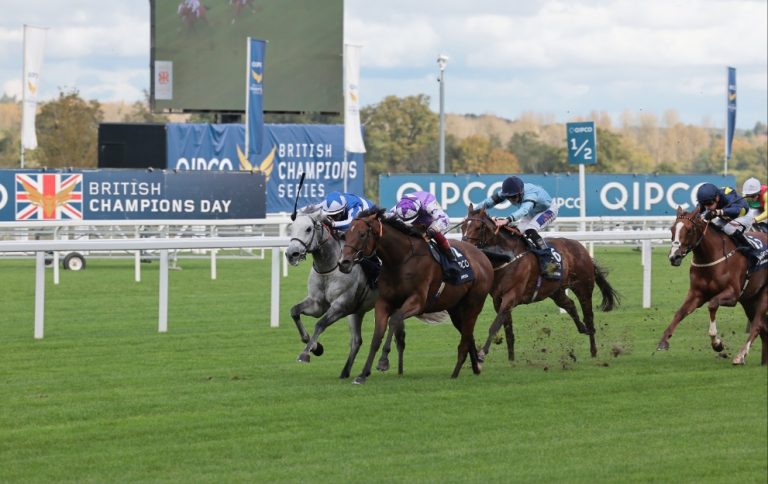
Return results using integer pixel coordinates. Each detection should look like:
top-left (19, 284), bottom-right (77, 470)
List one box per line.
top-left (15, 173), bottom-right (83, 220)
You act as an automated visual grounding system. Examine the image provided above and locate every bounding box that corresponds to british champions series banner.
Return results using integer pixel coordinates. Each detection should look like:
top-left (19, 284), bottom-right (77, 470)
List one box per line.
top-left (0, 170), bottom-right (266, 222)
top-left (380, 173), bottom-right (736, 218)
top-left (166, 123), bottom-right (364, 214)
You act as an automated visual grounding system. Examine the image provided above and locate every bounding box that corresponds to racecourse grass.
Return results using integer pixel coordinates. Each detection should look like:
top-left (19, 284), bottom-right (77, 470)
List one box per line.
top-left (0, 248), bottom-right (766, 483)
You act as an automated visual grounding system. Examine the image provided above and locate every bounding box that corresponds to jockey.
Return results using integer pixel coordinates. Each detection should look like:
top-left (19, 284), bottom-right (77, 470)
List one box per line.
top-left (321, 191), bottom-right (375, 233)
top-left (393, 191), bottom-right (456, 261)
top-left (742, 177), bottom-right (767, 232)
top-left (476, 176), bottom-right (559, 274)
top-left (696, 183), bottom-right (757, 259)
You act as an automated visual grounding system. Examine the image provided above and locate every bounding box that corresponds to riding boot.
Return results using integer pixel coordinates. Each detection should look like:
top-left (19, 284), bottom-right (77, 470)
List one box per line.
top-left (431, 230), bottom-right (457, 262)
top-left (524, 228), bottom-right (549, 250)
top-left (525, 229), bottom-right (559, 277)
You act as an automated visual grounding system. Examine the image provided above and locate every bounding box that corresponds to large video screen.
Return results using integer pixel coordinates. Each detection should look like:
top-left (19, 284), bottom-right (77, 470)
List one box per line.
top-left (150, 0), bottom-right (343, 114)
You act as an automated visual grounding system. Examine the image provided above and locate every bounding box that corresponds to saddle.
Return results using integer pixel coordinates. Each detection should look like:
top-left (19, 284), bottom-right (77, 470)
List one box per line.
top-left (497, 226), bottom-right (563, 280)
top-left (426, 243), bottom-right (475, 285)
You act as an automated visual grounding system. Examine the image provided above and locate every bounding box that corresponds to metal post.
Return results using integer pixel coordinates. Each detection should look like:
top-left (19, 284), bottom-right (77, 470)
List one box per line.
top-left (437, 54), bottom-right (448, 174)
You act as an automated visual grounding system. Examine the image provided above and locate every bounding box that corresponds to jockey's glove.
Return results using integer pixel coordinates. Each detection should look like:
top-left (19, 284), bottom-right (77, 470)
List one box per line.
top-left (704, 209), bottom-right (722, 220)
top-left (506, 216), bottom-right (519, 226)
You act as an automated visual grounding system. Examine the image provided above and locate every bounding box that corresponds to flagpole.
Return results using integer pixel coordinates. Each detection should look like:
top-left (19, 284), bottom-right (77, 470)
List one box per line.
top-left (724, 66), bottom-right (728, 176)
top-left (244, 37), bottom-right (251, 161)
top-left (20, 26), bottom-right (27, 169)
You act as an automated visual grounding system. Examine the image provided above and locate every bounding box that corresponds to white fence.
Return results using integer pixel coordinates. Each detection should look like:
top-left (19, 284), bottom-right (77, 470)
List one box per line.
top-left (0, 228), bottom-right (669, 340)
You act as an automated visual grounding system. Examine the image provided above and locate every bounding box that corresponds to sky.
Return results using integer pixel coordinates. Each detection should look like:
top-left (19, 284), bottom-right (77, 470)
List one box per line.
top-left (0, 0), bottom-right (766, 131)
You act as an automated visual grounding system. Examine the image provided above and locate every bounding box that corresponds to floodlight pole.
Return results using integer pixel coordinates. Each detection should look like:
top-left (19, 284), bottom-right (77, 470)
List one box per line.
top-left (437, 54), bottom-right (448, 174)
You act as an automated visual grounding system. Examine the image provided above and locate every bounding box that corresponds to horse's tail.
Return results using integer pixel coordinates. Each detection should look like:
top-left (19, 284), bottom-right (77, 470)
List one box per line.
top-left (594, 261), bottom-right (620, 312)
top-left (416, 310), bottom-right (449, 325)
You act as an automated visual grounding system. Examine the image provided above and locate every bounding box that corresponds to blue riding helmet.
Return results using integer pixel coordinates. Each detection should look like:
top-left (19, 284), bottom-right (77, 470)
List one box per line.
top-left (696, 183), bottom-right (719, 205)
top-left (500, 176), bottom-right (524, 198)
top-left (322, 192), bottom-right (348, 216)
top-left (395, 197), bottom-right (421, 224)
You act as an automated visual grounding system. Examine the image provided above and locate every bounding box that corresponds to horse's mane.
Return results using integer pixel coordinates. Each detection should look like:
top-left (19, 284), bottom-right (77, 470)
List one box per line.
top-left (357, 207), bottom-right (425, 239)
top-left (468, 207), bottom-right (523, 241)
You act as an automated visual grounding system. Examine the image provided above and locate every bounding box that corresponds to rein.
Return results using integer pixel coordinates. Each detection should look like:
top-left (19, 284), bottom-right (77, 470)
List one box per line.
top-left (344, 217), bottom-right (383, 262)
top-left (675, 214), bottom-right (735, 267)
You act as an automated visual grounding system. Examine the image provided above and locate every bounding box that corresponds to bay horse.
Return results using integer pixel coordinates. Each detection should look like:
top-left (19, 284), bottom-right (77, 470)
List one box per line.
top-left (338, 208), bottom-right (494, 384)
top-left (660, 207), bottom-right (767, 365)
top-left (285, 207), bottom-right (378, 378)
top-left (461, 205), bottom-right (619, 362)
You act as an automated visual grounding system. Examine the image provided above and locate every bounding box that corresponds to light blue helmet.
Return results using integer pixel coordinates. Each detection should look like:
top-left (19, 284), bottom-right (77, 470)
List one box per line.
top-left (322, 192), bottom-right (348, 216)
top-left (395, 197), bottom-right (421, 224)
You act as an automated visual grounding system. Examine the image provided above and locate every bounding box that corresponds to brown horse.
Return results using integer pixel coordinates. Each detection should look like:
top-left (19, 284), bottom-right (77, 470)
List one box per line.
top-left (338, 208), bottom-right (494, 384)
top-left (460, 205), bottom-right (619, 362)
top-left (660, 207), bottom-right (768, 365)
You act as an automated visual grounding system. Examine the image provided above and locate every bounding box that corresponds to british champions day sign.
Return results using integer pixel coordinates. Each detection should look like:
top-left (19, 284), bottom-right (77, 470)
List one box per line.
top-left (379, 173), bottom-right (736, 218)
top-left (0, 170), bottom-right (266, 222)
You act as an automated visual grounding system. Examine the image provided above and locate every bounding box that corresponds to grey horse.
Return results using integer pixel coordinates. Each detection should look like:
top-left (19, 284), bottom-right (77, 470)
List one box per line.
top-left (286, 207), bottom-right (379, 379)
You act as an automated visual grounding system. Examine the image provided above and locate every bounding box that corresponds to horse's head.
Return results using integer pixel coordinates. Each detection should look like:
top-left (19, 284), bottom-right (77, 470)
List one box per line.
top-left (286, 210), bottom-right (332, 266)
top-left (668, 206), bottom-right (705, 266)
top-left (338, 209), bottom-right (383, 274)
top-left (461, 205), bottom-right (498, 248)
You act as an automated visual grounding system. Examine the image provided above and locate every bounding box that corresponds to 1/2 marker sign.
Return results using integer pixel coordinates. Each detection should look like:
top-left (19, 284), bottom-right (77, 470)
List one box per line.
top-left (566, 121), bottom-right (597, 165)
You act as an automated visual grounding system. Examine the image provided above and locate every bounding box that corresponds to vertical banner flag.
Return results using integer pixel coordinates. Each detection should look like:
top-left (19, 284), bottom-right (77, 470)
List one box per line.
top-left (725, 66), bottom-right (736, 161)
top-left (21, 25), bottom-right (47, 150)
top-left (245, 38), bottom-right (266, 162)
top-left (343, 44), bottom-right (366, 153)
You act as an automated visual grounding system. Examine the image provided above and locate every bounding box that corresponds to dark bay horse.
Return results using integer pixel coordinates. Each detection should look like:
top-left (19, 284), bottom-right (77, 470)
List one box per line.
top-left (661, 207), bottom-right (767, 365)
top-left (338, 208), bottom-right (494, 384)
top-left (461, 205), bottom-right (619, 362)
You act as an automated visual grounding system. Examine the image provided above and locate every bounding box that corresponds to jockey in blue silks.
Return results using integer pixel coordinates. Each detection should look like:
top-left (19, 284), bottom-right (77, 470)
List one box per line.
top-left (393, 190), bottom-right (456, 261)
top-left (321, 191), bottom-right (375, 233)
top-left (696, 183), bottom-right (760, 266)
top-left (476, 176), bottom-right (560, 276)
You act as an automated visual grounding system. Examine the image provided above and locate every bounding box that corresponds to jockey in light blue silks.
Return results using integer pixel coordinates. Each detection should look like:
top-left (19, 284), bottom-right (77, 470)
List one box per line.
top-left (321, 191), bottom-right (375, 233)
top-left (393, 190), bottom-right (456, 261)
top-left (476, 175), bottom-right (561, 277)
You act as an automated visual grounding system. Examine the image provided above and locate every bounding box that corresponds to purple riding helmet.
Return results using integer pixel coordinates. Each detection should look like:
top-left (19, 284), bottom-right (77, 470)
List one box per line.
top-left (395, 197), bottom-right (421, 224)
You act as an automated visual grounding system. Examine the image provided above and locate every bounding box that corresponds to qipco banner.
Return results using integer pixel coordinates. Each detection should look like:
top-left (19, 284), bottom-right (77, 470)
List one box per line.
top-left (379, 173), bottom-right (736, 217)
top-left (0, 169), bottom-right (266, 222)
top-left (166, 123), bottom-right (364, 214)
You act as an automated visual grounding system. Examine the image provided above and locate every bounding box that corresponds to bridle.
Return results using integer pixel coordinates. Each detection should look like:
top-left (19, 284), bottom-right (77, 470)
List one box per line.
top-left (671, 213), bottom-right (715, 263)
top-left (344, 217), bottom-right (383, 262)
top-left (290, 220), bottom-right (333, 257)
top-left (461, 215), bottom-right (499, 249)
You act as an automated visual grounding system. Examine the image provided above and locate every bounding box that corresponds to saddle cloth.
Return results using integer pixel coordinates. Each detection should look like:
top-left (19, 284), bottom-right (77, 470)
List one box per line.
top-left (744, 234), bottom-right (768, 274)
top-left (426, 243), bottom-right (475, 285)
top-left (529, 246), bottom-right (563, 281)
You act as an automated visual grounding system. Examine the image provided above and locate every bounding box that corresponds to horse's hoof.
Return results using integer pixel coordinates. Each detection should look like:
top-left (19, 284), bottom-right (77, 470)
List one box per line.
top-left (732, 356), bottom-right (745, 365)
top-left (656, 342), bottom-right (669, 351)
top-left (296, 353), bottom-right (310, 363)
top-left (712, 342), bottom-right (724, 352)
top-left (339, 372), bottom-right (350, 379)
top-left (376, 360), bottom-right (390, 372)
top-left (311, 342), bottom-right (324, 357)
top-left (352, 376), bottom-right (366, 385)
top-left (477, 351), bottom-right (486, 363)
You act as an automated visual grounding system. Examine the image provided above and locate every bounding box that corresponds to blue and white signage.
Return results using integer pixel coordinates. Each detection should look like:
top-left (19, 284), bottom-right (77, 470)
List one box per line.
top-left (566, 121), bottom-right (597, 165)
top-left (379, 173), bottom-right (736, 218)
top-left (166, 123), bottom-right (364, 214)
top-left (0, 169), bottom-right (266, 222)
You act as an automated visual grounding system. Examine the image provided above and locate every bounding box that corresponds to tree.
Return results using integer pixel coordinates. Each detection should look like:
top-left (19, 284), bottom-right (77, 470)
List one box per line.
top-left (360, 95), bottom-right (438, 199)
top-left (594, 128), bottom-right (655, 173)
top-left (35, 89), bottom-right (103, 168)
top-left (122, 90), bottom-right (169, 123)
top-left (506, 132), bottom-right (566, 173)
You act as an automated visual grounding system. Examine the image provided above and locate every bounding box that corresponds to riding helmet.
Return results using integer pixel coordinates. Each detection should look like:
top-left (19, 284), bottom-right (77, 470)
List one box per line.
top-left (696, 183), bottom-right (719, 204)
top-left (742, 177), bottom-right (761, 196)
top-left (395, 197), bottom-right (421, 223)
top-left (322, 192), bottom-right (347, 216)
top-left (500, 176), bottom-right (524, 198)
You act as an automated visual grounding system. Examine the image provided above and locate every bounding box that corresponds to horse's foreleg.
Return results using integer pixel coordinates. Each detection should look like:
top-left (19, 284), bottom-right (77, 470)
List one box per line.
top-left (296, 303), bottom-right (345, 363)
top-left (657, 292), bottom-right (706, 351)
top-left (706, 304), bottom-right (725, 353)
top-left (479, 311), bottom-right (506, 362)
top-left (376, 325), bottom-right (394, 372)
top-left (503, 311), bottom-right (516, 362)
top-left (290, 301), bottom-right (312, 344)
top-left (354, 304), bottom-right (392, 384)
top-left (340, 313), bottom-right (364, 379)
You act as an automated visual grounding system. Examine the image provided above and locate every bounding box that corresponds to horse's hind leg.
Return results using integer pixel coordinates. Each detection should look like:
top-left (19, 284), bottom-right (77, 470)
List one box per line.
top-left (707, 304), bottom-right (725, 352)
top-left (552, 288), bottom-right (597, 357)
top-left (733, 296), bottom-right (767, 365)
top-left (551, 289), bottom-right (587, 333)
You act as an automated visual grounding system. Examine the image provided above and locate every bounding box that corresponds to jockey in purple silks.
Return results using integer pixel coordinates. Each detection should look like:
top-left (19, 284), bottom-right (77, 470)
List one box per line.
top-left (393, 191), bottom-right (456, 261)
